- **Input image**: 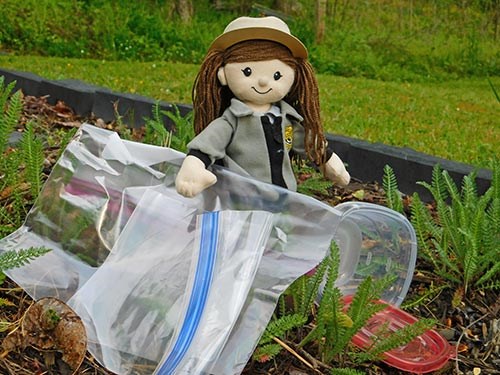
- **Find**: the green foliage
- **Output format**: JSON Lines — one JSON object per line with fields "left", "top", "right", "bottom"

{"left": 330, "top": 369, "right": 366, "bottom": 375}
{"left": 382, "top": 165, "right": 404, "bottom": 214}
{"left": 411, "top": 162, "right": 500, "bottom": 293}
{"left": 144, "top": 102, "right": 172, "bottom": 148}
{"left": 256, "top": 240, "right": 435, "bottom": 368}
{"left": 0, "top": 247, "right": 51, "bottom": 296}
{"left": 0, "top": 1, "right": 498, "bottom": 80}
{"left": 259, "top": 313, "right": 308, "bottom": 346}
{"left": 488, "top": 76, "right": 500, "bottom": 103}
{"left": 0, "top": 247, "right": 51, "bottom": 271}
{"left": 295, "top": 162, "right": 333, "bottom": 197}
{"left": 0, "top": 77, "right": 47, "bottom": 237}
{"left": 1, "top": 55, "right": 497, "bottom": 170}
{"left": 20, "top": 122, "right": 45, "bottom": 198}
{"left": 144, "top": 103, "right": 194, "bottom": 152}
{"left": 0, "top": 77, "right": 22, "bottom": 153}
{"left": 252, "top": 343, "right": 282, "bottom": 363}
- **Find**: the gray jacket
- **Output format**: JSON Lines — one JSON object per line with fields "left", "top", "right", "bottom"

{"left": 187, "top": 98, "right": 306, "bottom": 191}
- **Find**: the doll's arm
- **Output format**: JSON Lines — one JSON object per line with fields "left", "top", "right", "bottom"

{"left": 175, "top": 155, "right": 217, "bottom": 197}
{"left": 321, "top": 152, "right": 350, "bottom": 187}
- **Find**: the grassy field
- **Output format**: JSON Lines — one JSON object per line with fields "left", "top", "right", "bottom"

{"left": 1, "top": 54, "right": 498, "bottom": 169}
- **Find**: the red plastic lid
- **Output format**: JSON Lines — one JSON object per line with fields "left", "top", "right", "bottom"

{"left": 343, "top": 295, "right": 454, "bottom": 374}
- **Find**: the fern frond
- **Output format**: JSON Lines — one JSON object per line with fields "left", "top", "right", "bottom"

{"left": 20, "top": 122, "right": 45, "bottom": 198}
{"left": 417, "top": 164, "right": 447, "bottom": 202}
{"left": 479, "top": 279, "right": 500, "bottom": 291}
{"left": 258, "top": 313, "right": 307, "bottom": 346}
{"left": 459, "top": 230, "right": 479, "bottom": 292}
{"left": 0, "top": 78, "right": 17, "bottom": 113}
{"left": 0, "top": 247, "right": 51, "bottom": 271}
{"left": 144, "top": 102, "right": 171, "bottom": 147}
{"left": 354, "top": 318, "right": 436, "bottom": 363}
{"left": 475, "top": 261, "right": 500, "bottom": 287}
{"left": 410, "top": 193, "right": 439, "bottom": 265}
{"left": 299, "top": 259, "right": 328, "bottom": 318}
{"left": 346, "top": 277, "right": 384, "bottom": 325}
{"left": 163, "top": 105, "right": 194, "bottom": 153}
{"left": 382, "top": 165, "right": 403, "bottom": 213}
{"left": 461, "top": 172, "right": 479, "bottom": 210}
{"left": 252, "top": 343, "right": 282, "bottom": 362}
{"left": 0, "top": 88, "right": 22, "bottom": 152}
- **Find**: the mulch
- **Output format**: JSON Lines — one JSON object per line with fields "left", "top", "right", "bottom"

{"left": 0, "top": 94, "right": 498, "bottom": 375}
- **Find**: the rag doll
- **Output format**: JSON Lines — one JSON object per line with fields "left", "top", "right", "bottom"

{"left": 175, "top": 16, "right": 350, "bottom": 197}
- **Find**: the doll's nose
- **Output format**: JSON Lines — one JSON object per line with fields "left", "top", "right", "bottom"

{"left": 258, "top": 77, "right": 269, "bottom": 87}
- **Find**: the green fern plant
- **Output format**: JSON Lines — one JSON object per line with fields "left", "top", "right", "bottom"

{"left": 0, "top": 247, "right": 51, "bottom": 285}
{"left": 143, "top": 102, "right": 194, "bottom": 152}
{"left": 0, "top": 247, "right": 51, "bottom": 272}
{"left": 0, "top": 77, "right": 22, "bottom": 153}
{"left": 0, "top": 79, "right": 48, "bottom": 237}
{"left": 293, "top": 160, "right": 333, "bottom": 197}
{"left": 20, "top": 122, "right": 45, "bottom": 198}
{"left": 252, "top": 313, "right": 307, "bottom": 362}
{"left": 255, "top": 241, "right": 434, "bottom": 367}
{"left": 410, "top": 161, "right": 500, "bottom": 294}
{"left": 382, "top": 164, "right": 404, "bottom": 214}
{"left": 164, "top": 105, "right": 194, "bottom": 153}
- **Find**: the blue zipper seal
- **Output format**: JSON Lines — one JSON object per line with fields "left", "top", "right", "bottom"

{"left": 156, "top": 211, "right": 219, "bottom": 375}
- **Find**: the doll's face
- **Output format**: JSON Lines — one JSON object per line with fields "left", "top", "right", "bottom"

{"left": 219, "top": 59, "right": 294, "bottom": 111}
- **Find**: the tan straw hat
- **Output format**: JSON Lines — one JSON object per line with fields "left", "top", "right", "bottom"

{"left": 208, "top": 16, "right": 308, "bottom": 58}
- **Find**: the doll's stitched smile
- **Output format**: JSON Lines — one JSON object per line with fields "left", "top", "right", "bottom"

{"left": 252, "top": 87, "right": 272, "bottom": 94}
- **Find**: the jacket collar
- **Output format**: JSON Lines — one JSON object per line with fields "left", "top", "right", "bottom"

{"left": 228, "top": 98, "right": 304, "bottom": 122}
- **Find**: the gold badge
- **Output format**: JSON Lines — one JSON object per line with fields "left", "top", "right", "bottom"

{"left": 284, "top": 125, "right": 293, "bottom": 151}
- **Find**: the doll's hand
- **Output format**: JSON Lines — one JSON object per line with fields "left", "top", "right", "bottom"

{"left": 322, "top": 153, "right": 350, "bottom": 187}
{"left": 175, "top": 155, "right": 217, "bottom": 197}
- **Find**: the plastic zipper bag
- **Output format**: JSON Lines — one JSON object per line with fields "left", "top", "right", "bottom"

{"left": 69, "top": 188, "right": 273, "bottom": 374}
{"left": 0, "top": 124, "right": 343, "bottom": 374}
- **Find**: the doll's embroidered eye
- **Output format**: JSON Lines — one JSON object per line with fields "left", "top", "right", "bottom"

{"left": 242, "top": 67, "right": 252, "bottom": 77}
{"left": 273, "top": 71, "right": 283, "bottom": 80}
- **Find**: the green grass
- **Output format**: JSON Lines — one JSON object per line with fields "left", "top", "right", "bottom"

{"left": 1, "top": 54, "right": 497, "bottom": 169}
{"left": 0, "top": 0, "right": 498, "bottom": 81}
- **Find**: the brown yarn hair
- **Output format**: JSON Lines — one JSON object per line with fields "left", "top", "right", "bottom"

{"left": 192, "top": 39, "right": 327, "bottom": 165}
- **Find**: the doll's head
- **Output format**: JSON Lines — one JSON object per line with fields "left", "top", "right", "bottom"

{"left": 192, "top": 17, "right": 326, "bottom": 164}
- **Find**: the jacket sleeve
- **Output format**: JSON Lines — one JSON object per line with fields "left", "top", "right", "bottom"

{"left": 187, "top": 117, "right": 234, "bottom": 167}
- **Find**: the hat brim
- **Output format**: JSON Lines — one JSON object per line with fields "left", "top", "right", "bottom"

{"left": 208, "top": 27, "right": 308, "bottom": 59}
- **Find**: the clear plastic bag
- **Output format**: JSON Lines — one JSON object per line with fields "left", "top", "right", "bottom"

{"left": 1, "top": 125, "right": 341, "bottom": 374}
{"left": 0, "top": 124, "right": 417, "bottom": 374}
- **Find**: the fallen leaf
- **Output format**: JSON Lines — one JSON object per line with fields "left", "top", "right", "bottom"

{"left": 352, "top": 189, "right": 365, "bottom": 200}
